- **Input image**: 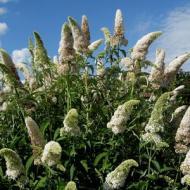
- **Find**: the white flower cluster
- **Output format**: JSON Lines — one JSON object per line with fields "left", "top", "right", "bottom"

{"left": 131, "top": 32, "right": 162, "bottom": 61}
{"left": 25, "top": 116, "right": 45, "bottom": 165}
{"left": 41, "top": 141, "right": 62, "bottom": 167}
{"left": 60, "top": 108, "right": 80, "bottom": 136}
{"left": 149, "top": 52, "right": 190, "bottom": 89}
{"left": 180, "top": 150, "right": 190, "bottom": 186}
{"left": 107, "top": 100, "right": 140, "bottom": 135}
{"left": 0, "top": 148, "right": 24, "bottom": 180}
{"left": 142, "top": 92, "right": 171, "bottom": 148}
{"left": 175, "top": 106, "right": 190, "bottom": 154}
{"left": 65, "top": 181, "right": 77, "bottom": 190}
{"left": 104, "top": 159, "right": 138, "bottom": 190}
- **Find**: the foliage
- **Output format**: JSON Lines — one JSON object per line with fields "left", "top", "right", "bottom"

{"left": 0, "top": 9, "right": 190, "bottom": 190}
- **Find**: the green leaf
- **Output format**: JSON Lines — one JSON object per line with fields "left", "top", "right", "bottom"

{"left": 40, "top": 120, "right": 50, "bottom": 135}
{"left": 25, "top": 156, "right": 34, "bottom": 175}
{"left": 80, "top": 160, "right": 89, "bottom": 172}
{"left": 34, "top": 177, "right": 47, "bottom": 190}
{"left": 70, "top": 164, "right": 75, "bottom": 180}
{"left": 93, "top": 152, "right": 108, "bottom": 166}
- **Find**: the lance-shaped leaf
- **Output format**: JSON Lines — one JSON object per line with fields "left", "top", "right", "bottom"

{"left": 0, "top": 48, "right": 22, "bottom": 86}
{"left": 58, "top": 22, "right": 75, "bottom": 64}
{"left": 0, "top": 148, "right": 25, "bottom": 180}
{"left": 107, "top": 100, "right": 140, "bottom": 134}
{"left": 81, "top": 15, "right": 90, "bottom": 48}
{"left": 88, "top": 39, "right": 103, "bottom": 52}
{"left": 68, "top": 17, "right": 86, "bottom": 53}
{"left": 60, "top": 108, "right": 80, "bottom": 136}
{"left": 65, "top": 181, "right": 77, "bottom": 190}
{"left": 25, "top": 117, "right": 45, "bottom": 165}
{"left": 104, "top": 159, "right": 138, "bottom": 190}
{"left": 41, "top": 141, "right": 62, "bottom": 167}
{"left": 131, "top": 31, "right": 162, "bottom": 61}
{"left": 33, "top": 32, "right": 50, "bottom": 69}
{"left": 149, "top": 48, "right": 165, "bottom": 86}
{"left": 175, "top": 106, "right": 190, "bottom": 154}
{"left": 163, "top": 53, "right": 190, "bottom": 87}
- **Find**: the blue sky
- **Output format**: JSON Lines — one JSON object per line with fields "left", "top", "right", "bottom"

{"left": 1, "top": 0, "right": 190, "bottom": 69}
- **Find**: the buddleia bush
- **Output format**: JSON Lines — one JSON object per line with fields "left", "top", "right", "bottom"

{"left": 0, "top": 9, "right": 190, "bottom": 190}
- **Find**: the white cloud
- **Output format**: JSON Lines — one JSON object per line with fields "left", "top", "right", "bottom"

{"left": 0, "top": 0, "right": 10, "bottom": 3}
{"left": 148, "top": 4, "right": 190, "bottom": 70}
{"left": 12, "top": 48, "right": 31, "bottom": 64}
{"left": 0, "top": 22, "right": 8, "bottom": 35}
{"left": 0, "top": 7, "right": 7, "bottom": 15}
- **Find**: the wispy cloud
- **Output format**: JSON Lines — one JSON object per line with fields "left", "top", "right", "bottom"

{"left": 148, "top": 4, "right": 190, "bottom": 70}
{"left": 0, "top": 22, "right": 8, "bottom": 35}
{"left": 0, "top": 0, "right": 10, "bottom": 3}
{"left": 0, "top": 7, "right": 7, "bottom": 15}
{"left": 12, "top": 48, "right": 31, "bottom": 64}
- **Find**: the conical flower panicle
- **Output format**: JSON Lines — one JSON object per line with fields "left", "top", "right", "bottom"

{"left": 171, "top": 105, "right": 187, "bottom": 124}
{"left": 170, "top": 85, "right": 185, "bottom": 102}
{"left": 81, "top": 15, "right": 90, "bottom": 48}
{"left": 58, "top": 23, "right": 75, "bottom": 64}
{"left": 104, "top": 159, "right": 138, "bottom": 190}
{"left": 60, "top": 108, "right": 80, "bottom": 136}
{"left": 0, "top": 49, "right": 22, "bottom": 87}
{"left": 111, "top": 9, "right": 128, "bottom": 47}
{"left": 88, "top": 39, "right": 103, "bottom": 52}
{"left": 175, "top": 106, "right": 190, "bottom": 154}
{"left": 163, "top": 53, "right": 190, "bottom": 87}
{"left": 131, "top": 31, "right": 162, "bottom": 61}
{"left": 96, "top": 59, "right": 105, "bottom": 77}
{"left": 33, "top": 32, "right": 50, "bottom": 69}
{"left": 15, "top": 63, "right": 31, "bottom": 81}
{"left": 25, "top": 117, "right": 45, "bottom": 165}
{"left": 145, "top": 92, "right": 172, "bottom": 133}
{"left": 68, "top": 17, "right": 86, "bottom": 53}
{"left": 65, "top": 181, "right": 77, "bottom": 190}
{"left": 107, "top": 100, "right": 140, "bottom": 134}
{"left": 41, "top": 141, "right": 62, "bottom": 167}
{"left": 101, "top": 27, "right": 111, "bottom": 46}
{"left": 114, "top": 9, "right": 124, "bottom": 37}
{"left": 149, "top": 48, "right": 165, "bottom": 88}
{"left": 180, "top": 150, "right": 190, "bottom": 185}
{"left": 142, "top": 132, "right": 169, "bottom": 148}
{"left": 0, "top": 148, "right": 25, "bottom": 180}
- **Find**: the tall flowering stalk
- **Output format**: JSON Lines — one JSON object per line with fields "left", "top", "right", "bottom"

{"left": 175, "top": 106, "right": 190, "bottom": 154}
{"left": 104, "top": 159, "right": 138, "bottom": 190}
{"left": 33, "top": 32, "right": 50, "bottom": 70}
{"left": 180, "top": 150, "right": 190, "bottom": 186}
{"left": 25, "top": 117, "right": 45, "bottom": 165}
{"left": 163, "top": 53, "right": 190, "bottom": 87}
{"left": 41, "top": 141, "right": 62, "bottom": 167}
{"left": 58, "top": 23, "right": 77, "bottom": 74}
{"left": 0, "top": 49, "right": 22, "bottom": 87}
{"left": 110, "top": 9, "right": 128, "bottom": 47}
{"left": 60, "top": 108, "right": 80, "bottom": 136}
{"left": 142, "top": 92, "right": 173, "bottom": 148}
{"left": 81, "top": 15, "right": 90, "bottom": 48}
{"left": 107, "top": 100, "right": 140, "bottom": 134}
{"left": 149, "top": 48, "right": 165, "bottom": 88}
{"left": 131, "top": 31, "right": 162, "bottom": 61}
{"left": 65, "top": 181, "right": 77, "bottom": 190}
{"left": 0, "top": 148, "right": 25, "bottom": 180}
{"left": 101, "top": 9, "right": 128, "bottom": 47}
{"left": 68, "top": 17, "right": 86, "bottom": 53}
{"left": 149, "top": 52, "right": 190, "bottom": 89}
